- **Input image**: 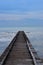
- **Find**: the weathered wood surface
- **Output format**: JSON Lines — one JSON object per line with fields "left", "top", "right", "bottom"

{"left": 0, "top": 31, "right": 43, "bottom": 65}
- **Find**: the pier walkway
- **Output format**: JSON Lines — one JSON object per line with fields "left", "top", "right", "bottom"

{"left": 0, "top": 31, "right": 43, "bottom": 65}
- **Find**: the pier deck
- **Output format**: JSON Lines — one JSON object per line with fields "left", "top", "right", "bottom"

{"left": 0, "top": 31, "right": 43, "bottom": 65}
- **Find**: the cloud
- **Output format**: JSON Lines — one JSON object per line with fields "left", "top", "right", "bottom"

{"left": 0, "top": 11, "right": 43, "bottom": 20}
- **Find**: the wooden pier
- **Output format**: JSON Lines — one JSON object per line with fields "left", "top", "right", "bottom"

{"left": 0, "top": 31, "right": 43, "bottom": 65}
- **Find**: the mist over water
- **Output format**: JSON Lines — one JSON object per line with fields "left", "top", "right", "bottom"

{"left": 0, "top": 27, "right": 43, "bottom": 59}
{"left": 0, "top": 32, "right": 16, "bottom": 55}
{"left": 26, "top": 31, "right": 43, "bottom": 59}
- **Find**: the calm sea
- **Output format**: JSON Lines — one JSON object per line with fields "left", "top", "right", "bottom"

{"left": 0, "top": 27, "right": 43, "bottom": 59}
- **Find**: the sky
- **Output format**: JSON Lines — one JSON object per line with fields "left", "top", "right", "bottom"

{"left": 0, "top": 0, "right": 43, "bottom": 27}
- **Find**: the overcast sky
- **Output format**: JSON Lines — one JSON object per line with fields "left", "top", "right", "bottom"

{"left": 0, "top": 0, "right": 43, "bottom": 27}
